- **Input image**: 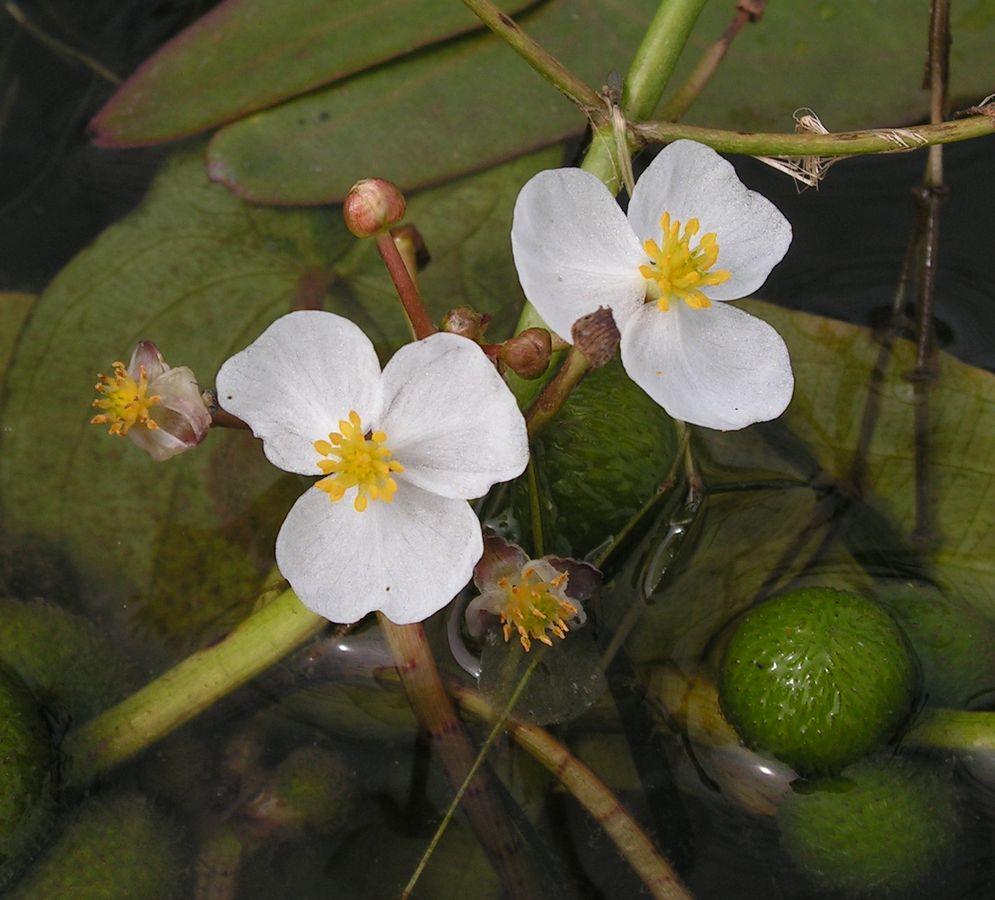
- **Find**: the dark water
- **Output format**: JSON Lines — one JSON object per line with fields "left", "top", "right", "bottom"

{"left": 2, "top": 2, "right": 994, "bottom": 899}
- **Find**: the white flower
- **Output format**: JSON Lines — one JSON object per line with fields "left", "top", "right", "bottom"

{"left": 216, "top": 311, "right": 529, "bottom": 625}
{"left": 91, "top": 341, "right": 211, "bottom": 460}
{"left": 511, "top": 140, "right": 794, "bottom": 431}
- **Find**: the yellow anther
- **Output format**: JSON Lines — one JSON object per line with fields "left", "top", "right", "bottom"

{"left": 91, "top": 361, "right": 161, "bottom": 436}
{"left": 314, "top": 410, "right": 404, "bottom": 512}
{"left": 639, "top": 211, "right": 730, "bottom": 312}
{"left": 497, "top": 566, "right": 576, "bottom": 652}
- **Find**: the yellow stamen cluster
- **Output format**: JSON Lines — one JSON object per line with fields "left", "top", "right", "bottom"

{"left": 498, "top": 565, "right": 577, "bottom": 652}
{"left": 91, "top": 361, "right": 160, "bottom": 435}
{"left": 314, "top": 410, "right": 404, "bottom": 512}
{"left": 639, "top": 212, "right": 731, "bottom": 312}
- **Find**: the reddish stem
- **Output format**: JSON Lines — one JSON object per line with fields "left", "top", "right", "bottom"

{"left": 375, "top": 232, "right": 437, "bottom": 340}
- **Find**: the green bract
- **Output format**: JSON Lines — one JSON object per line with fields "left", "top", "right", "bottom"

{"left": 719, "top": 588, "right": 917, "bottom": 774}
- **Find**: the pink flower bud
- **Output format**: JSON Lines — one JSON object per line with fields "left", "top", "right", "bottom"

{"left": 342, "top": 178, "right": 406, "bottom": 237}
{"left": 500, "top": 327, "right": 552, "bottom": 379}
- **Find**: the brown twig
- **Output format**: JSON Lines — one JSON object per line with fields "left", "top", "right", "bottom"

{"left": 908, "top": 0, "right": 950, "bottom": 547}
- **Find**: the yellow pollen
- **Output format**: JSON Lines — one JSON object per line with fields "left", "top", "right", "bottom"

{"left": 638, "top": 211, "right": 731, "bottom": 312}
{"left": 314, "top": 410, "right": 404, "bottom": 512}
{"left": 91, "top": 361, "right": 161, "bottom": 436}
{"left": 497, "top": 566, "right": 577, "bottom": 653}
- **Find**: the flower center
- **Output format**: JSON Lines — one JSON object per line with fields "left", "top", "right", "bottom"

{"left": 638, "top": 212, "right": 731, "bottom": 312}
{"left": 91, "top": 362, "right": 161, "bottom": 435}
{"left": 497, "top": 564, "right": 578, "bottom": 652}
{"left": 314, "top": 410, "right": 405, "bottom": 513}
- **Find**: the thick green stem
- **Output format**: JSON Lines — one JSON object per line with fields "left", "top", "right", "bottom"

{"left": 634, "top": 114, "right": 993, "bottom": 159}
{"left": 63, "top": 589, "right": 326, "bottom": 786}
{"left": 583, "top": 0, "right": 709, "bottom": 190}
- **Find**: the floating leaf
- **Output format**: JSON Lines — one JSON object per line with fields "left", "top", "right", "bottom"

{"left": 92, "top": 0, "right": 537, "bottom": 146}
{"left": 206, "top": 0, "right": 661, "bottom": 203}
{"left": 0, "top": 293, "right": 34, "bottom": 390}
{"left": 207, "top": 0, "right": 995, "bottom": 203}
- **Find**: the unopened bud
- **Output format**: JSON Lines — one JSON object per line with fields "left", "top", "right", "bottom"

{"left": 342, "top": 178, "right": 406, "bottom": 237}
{"left": 441, "top": 306, "right": 490, "bottom": 342}
{"left": 500, "top": 327, "right": 552, "bottom": 379}
{"left": 571, "top": 307, "right": 619, "bottom": 369}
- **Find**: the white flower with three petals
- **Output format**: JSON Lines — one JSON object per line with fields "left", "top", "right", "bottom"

{"left": 511, "top": 139, "right": 794, "bottom": 431}
{"left": 217, "top": 311, "right": 529, "bottom": 625}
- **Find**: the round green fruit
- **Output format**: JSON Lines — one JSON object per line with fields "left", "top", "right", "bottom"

{"left": 0, "top": 664, "right": 55, "bottom": 889}
{"left": 779, "top": 758, "right": 959, "bottom": 896}
{"left": 516, "top": 360, "right": 677, "bottom": 556}
{"left": 877, "top": 581, "right": 995, "bottom": 708}
{"left": 10, "top": 795, "right": 184, "bottom": 899}
{"left": 719, "top": 588, "right": 917, "bottom": 774}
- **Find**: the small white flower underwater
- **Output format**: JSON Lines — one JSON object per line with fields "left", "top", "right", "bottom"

{"left": 216, "top": 311, "right": 529, "bottom": 625}
{"left": 511, "top": 139, "right": 794, "bottom": 431}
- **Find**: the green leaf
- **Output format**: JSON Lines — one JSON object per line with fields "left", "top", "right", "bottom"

{"left": 0, "top": 143, "right": 551, "bottom": 643}
{"left": 672, "top": 1, "right": 995, "bottom": 133}
{"left": 207, "top": 0, "right": 995, "bottom": 203}
{"left": 749, "top": 301, "right": 995, "bottom": 619}
{"left": 91, "top": 0, "right": 537, "bottom": 146}
{"left": 206, "top": 0, "right": 661, "bottom": 203}
{"left": 0, "top": 293, "right": 35, "bottom": 392}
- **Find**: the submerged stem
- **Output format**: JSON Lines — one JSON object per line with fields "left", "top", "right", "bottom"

{"left": 378, "top": 615, "right": 545, "bottom": 899}
{"left": 450, "top": 679, "right": 693, "bottom": 900}
{"left": 63, "top": 588, "right": 326, "bottom": 786}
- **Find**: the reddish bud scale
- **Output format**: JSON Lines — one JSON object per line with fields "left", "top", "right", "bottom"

{"left": 342, "top": 179, "right": 406, "bottom": 237}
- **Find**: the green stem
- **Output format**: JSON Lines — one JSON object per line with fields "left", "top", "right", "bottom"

{"left": 460, "top": 0, "right": 603, "bottom": 111}
{"left": 583, "top": 0, "right": 709, "bottom": 191}
{"left": 63, "top": 588, "right": 326, "bottom": 786}
{"left": 905, "top": 708, "right": 995, "bottom": 752}
{"left": 633, "top": 114, "right": 994, "bottom": 159}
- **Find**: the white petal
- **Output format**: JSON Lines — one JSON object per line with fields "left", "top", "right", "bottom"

{"left": 620, "top": 301, "right": 794, "bottom": 431}
{"left": 128, "top": 341, "right": 169, "bottom": 381}
{"left": 275, "top": 482, "right": 483, "bottom": 625}
{"left": 216, "top": 311, "right": 383, "bottom": 474}
{"left": 627, "top": 141, "right": 792, "bottom": 301}
{"left": 511, "top": 168, "right": 647, "bottom": 341}
{"left": 378, "top": 333, "right": 528, "bottom": 499}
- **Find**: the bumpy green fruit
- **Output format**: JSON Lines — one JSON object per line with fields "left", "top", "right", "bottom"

{"left": 0, "top": 598, "right": 136, "bottom": 723}
{"left": 10, "top": 795, "right": 184, "bottom": 899}
{"left": 779, "top": 758, "right": 959, "bottom": 896}
{"left": 719, "top": 588, "right": 917, "bottom": 774}
{"left": 0, "top": 665, "right": 55, "bottom": 889}
{"left": 518, "top": 360, "right": 677, "bottom": 555}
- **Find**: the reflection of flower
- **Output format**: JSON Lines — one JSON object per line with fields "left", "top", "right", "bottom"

{"left": 511, "top": 140, "right": 794, "bottom": 431}
{"left": 91, "top": 341, "right": 211, "bottom": 460}
{"left": 216, "top": 311, "right": 529, "bottom": 625}
{"left": 466, "top": 534, "right": 598, "bottom": 651}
